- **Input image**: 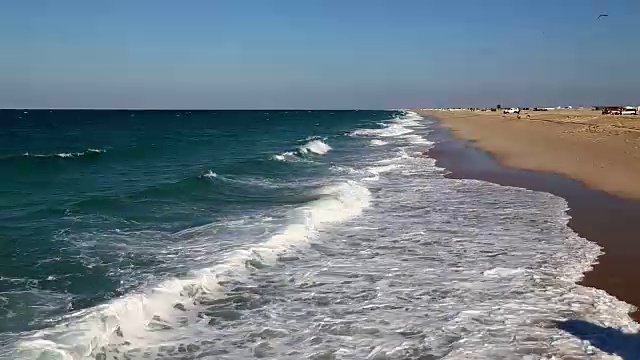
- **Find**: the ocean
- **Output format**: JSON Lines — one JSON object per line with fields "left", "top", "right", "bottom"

{"left": 0, "top": 109, "right": 637, "bottom": 359}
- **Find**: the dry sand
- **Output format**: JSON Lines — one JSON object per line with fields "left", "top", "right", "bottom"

{"left": 419, "top": 109, "right": 640, "bottom": 200}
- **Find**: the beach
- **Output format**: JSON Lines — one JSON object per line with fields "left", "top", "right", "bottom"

{"left": 5, "top": 109, "right": 639, "bottom": 359}
{"left": 423, "top": 109, "right": 640, "bottom": 200}
{"left": 420, "top": 108, "right": 640, "bottom": 322}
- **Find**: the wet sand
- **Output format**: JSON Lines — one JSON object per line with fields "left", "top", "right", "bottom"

{"left": 423, "top": 113, "right": 640, "bottom": 322}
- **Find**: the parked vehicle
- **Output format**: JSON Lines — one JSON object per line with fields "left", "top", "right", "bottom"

{"left": 503, "top": 107, "right": 520, "bottom": 114}
{"left": 600, "top": 106, "right": 638, "bottom": 115}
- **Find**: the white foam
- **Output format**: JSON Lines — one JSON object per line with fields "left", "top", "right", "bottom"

{"left": 19, "top": 149, "right": 107, "bottom": 159}
{"left": 362, "top": 164, "right": 401, "bottom": 181}
{"left": 202, "top": 170, "right": 217, "bottom": 178}
{"left": 401, "top": 134, "right": 432, "bottom": 145}
{"left": 14, "top": 109, "right": 640, "bottom": 359}
{"left": 370, "top": 139, "right": 388, "bottom": 146}
{"left": 367, "top": 164, "right": 399, "bottom": 175}
{"left": 352, "top": 124, "right": 413, "bottom": 138}
{"left": 394, "top": 111, "right": 424, "bottom": 126}
{"left": 375, "top": 148, "right": 412, "bottom": 165}
{"left": 483, "top": 267, "right": 525, "bottom": 278}
{"left": 352, "top": 112, "right": 424, "bottom": 140}
{"left": 15, "top": 181, "right": 371, "bottom": 359}
{"left": 316, "top": 110, "right": 640, "bottom": 358}
{"left": 271, "top": 138, "right": 332, "bottom": 161}
{"left": 298, "top": 139, "right": 332, "bottom": 155}
{"left": 329, "top": 165, "right": 362, "bottom": 175}
{"left": 271, "top": 151, "right": 296, "bottom": 161}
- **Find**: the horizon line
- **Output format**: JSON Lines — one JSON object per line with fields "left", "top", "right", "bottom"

{"left": 0, "top": 108, "right": 401, "bottom": 111}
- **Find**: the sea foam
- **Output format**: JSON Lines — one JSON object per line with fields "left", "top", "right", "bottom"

{"left": 272, "top": 138, "right": 332, "bottom": 161}
{"left": 370, "top": 139, "right": 388, "bottom": 146}
{"left": 12, "top": 110, "right": 639, "bottom": 359}
{"left": 202, "top": 170, "right": 217, "bottom": 178}
{"left": 15, "top": 181, "right": 371, "bottom": 359}
{"left": 297, "top": 139, "right": 332, "bottom": 155}
{"left": 14, "top": 148, "right": 107, "bottom": 160}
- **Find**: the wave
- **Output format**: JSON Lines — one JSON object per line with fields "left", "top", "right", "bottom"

{"left": 351, "top": 123, "right": 413, "bottom": 138}
{"left": 271, "top": 151, "right": 297, "bottom": 162}
{"left": 199, "top": 170, "right": 286, "bottom": 190}
{"left": 272, "top": 138, "right": 332, "bottom": 162}
{"left": 400, "top": 134, "right": 432, "bottom": 145}
{"left": 201, "top": 170, "right": 217, "bottom": 179}
{"left": 298, "top": 139, "right": 332, "bottom": 155}
{"left": 70, "top": 169, "right": 316, "bottom": 219}
{"left": 15, "top": 181, "right": 371, "bottom": 359}
{"left": 370, "top": 139, "right": 388, "bottom": 146}
{"left": 362, "top": 164, "right": 401, "bottom": 182}
{"left": 72, "top": 187, "right": 276, "bottom": 223}
{"left": 351, "top": 111, "right": 424, "bottom": 140}
{"left": 394, "top": 110, "right": 424, "bottom": 126}
{"left": 1, "top": 148, "right": 107, "bottom": 161}
{"left": 28, "top": 148, "right": 106, "bottom": 159}
{"left": 375, "top": 148, "right": 412, "bottom": 165}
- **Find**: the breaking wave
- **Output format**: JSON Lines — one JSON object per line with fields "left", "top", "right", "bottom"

{"left": 272, "top": 138, "right": 332, "bottom": 161}
{"left": 298, "top": 139, "right": 332, "bottom": 155}
{"left": 351, "top": 123, "right": 413, "bottom": 138}
{"left": 271, "top": 151, "right": 297, "bottom": 162}
{"left": 201, "top": 170, "right": 218, "bottom": 179}
{"left": 1, "top": 148, "right": 107, "bottom": 161}
{"left": 9, "top": 109, "right": 639, "bottom": 359}
{"left": 15, "top": 181, "right": 371, "bottom": 359}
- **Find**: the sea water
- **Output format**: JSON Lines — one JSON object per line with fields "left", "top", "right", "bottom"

{"left": 0, "top": 109, "right": 637, "bottom": 359}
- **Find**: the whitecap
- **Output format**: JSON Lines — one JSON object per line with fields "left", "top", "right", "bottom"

{"left": 271, "top": 151, "right": 296, "bottom": 162}
{"left": 202, "top": 170, "right": 217, "bottom": 178}
{"left": 370, "top": 139, "right": 388, "bottom": 146}
{"left": 351, "top": 124, "right": 413, "bottom": 138}
{"left": 271, "top": 139, "right": 332, "bottom": 161}
{"left": 15, "top": 181, "right": 372, "bottom": 359}
{"left": 16, "top": 149, "right": 108, "bottom": 159}
{"left": 298, "top": 139, "right": 332, "bottom": 155}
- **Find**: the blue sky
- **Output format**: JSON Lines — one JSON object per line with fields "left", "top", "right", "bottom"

{"left": 1, "top": 0, "right": 639, "bottom": 109}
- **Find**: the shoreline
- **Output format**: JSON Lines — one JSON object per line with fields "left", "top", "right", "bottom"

{"left": 421, "top": 110, "right": 640, "bottom": 322}
{"left": 421, "top": 109, "right": 640, "bottom": 201}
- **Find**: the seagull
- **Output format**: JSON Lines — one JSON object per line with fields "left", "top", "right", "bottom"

{"left": 598, "top": 14, "right": 608, "bottom": 19}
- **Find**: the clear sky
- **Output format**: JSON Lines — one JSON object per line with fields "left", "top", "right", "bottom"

{"left": 1, "top": 0, "right": 639, "bottom": 109}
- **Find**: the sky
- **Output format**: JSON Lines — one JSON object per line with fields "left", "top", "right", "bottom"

{"left": 1, "top": 0, "right": 639, "bottom": 109}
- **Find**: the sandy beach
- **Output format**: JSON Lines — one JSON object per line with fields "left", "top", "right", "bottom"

{"left": 420, "top": 108, "right": 640, "bottom": 321}
{"left": 421, "top": 109, "right": 640, "bottom": 200}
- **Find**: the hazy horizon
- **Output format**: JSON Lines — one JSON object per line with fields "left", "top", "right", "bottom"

{"left": 2, "top": 0, "right": 639, "bottom": 109}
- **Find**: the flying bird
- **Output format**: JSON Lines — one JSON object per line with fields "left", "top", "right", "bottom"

{"left": 598, "top": 14, "right": 608, "bottom": 19}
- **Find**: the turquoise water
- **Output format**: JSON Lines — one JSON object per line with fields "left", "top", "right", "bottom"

{"left": 0, "top": 110, "right": 393, "bottom": 350}
{"left": 1, "top": 110, "right": 636, "bottom": 359}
